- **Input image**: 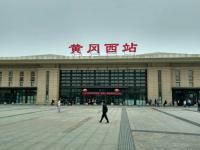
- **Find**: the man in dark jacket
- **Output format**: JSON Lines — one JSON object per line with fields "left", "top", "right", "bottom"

{"left": 99, "top": 101, "right": 109, "bottom": 123}
{"left": 163, "top": 100, "right": 167, "bottom": 107}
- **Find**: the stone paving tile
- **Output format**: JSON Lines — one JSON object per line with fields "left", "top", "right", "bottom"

{"left": 133, "top": 132, "right": 200, "bottom": 150}
{"left": 157, "top": 107, "right": 200, "bottom": 124}
{"left": 127, "top": 107, "right": 200, "bottom": 150}
{"left": 126, "top": 107, "right": 200, "bottom": 134}
{"left": 0, "top": 106, "right": 121, "bottom": 150}
{"left": 0, "top": 106, "right": 200, "bottom": 150}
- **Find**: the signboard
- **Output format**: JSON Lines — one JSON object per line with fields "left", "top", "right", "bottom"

{"left": 68, "top": 42, "right": 138, "bottom": 55}
{"left": 82, "top": 92, "right": 122, "bottom": 96}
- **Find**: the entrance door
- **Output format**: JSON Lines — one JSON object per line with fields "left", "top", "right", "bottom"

{"left": 82, "top": 88, "right": 123, "bottom": 105}
{"left": 172, "top": 88, "right": 200, "bottom": 106}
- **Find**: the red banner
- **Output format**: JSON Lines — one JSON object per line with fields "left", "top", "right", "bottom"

{"left": 82, "top": 92, "right": 122, "bottom": 96}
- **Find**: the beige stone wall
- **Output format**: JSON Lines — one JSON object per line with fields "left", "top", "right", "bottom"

{"left": 0, "top": 69, "right": 38, "bottom": 87}
{"left": 147, "top": 67, "right": 158, "bottom": 101}
{"left": 28, "top": 70, "right": 38, "bottom": 87}
{"left": 36, "top": 68, "right": 59, "bottom": 104}
{"left": 148, "top": 67, "right": 172, "bottom": 105}
{"left": 171, "top": 69, "right": 176, "bottom": 87}
{"left": 12, "top": 70, "right": 18, "bottom": 87}
{"left": 181, "top": 69, "right": 188, "bottom": 87}
{"left": 0, "top": 68, "right": 59, "bottom": 104}
{"left": 48, "top": 68, "right": 60, "bottom": 103}
{"left": 1, "top": 70, "right": 8, "bottom": 87}
{"left": 171, "top": 67, "right": 200, "bottom": 88}
{"left": 0, "top": 70, "right": 18, "bottom": 87}
{"left": 36, "top": 69, "right": 46, "bottom": 104}
{"left": 162, "top": 68, "right": 172, "bottom": 104}
{"left": 23, "top": 70, "right": 30, "bottom": 87}
{"left": 194, "top": 69, "right": 200, "bottom": 87}
{"left": 1, "top": 62, "right": 200, "bottom": 105}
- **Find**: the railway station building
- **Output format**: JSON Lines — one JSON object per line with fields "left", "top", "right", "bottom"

{"left": 0, "top": 52, "right": 200, "bottom": 106}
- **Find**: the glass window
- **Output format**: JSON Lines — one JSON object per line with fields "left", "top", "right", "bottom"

{"left": 30, "top": 71, "right": 36, "bottom": 86}
{"left": 158, "top": 70, "right": 162, "bottom": 100}
{"left": 19, "top": 71, "right": 24, "bottom": 87}
{"left": 188, "top": 70, "right": 193, "bottom": 87}
{"left": 189, "top": 82, "right": 193, "bottom": 87}
{"left": 8, "top": 71, "right": 13, "bottom": 87}
{"left": 0, "top": 71, "right": 2, "bottom": 86}
{"left": 59, "top": 69, "right": 147, "bottom": 104}
{"left": 175, "top": 70, "right": 181, "bottom": 87}
{"left": 45, "top": 71, "right": 50, "bottom": 103}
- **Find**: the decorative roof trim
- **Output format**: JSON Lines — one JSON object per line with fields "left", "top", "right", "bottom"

{"left": 0, "top": 52, "right": 200, "bottom": 60}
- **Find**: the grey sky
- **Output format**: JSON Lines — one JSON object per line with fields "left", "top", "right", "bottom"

{"left": 0, "top": 0, "right": 200, "bottom": 56}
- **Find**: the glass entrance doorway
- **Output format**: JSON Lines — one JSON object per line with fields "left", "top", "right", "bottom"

{"left": 0, "top": 88, "right": 37, "bottom": 104}
{"left": 59, "top": 69, "right": 147, "bottom": 105}
{"left": 85, "top": 95, "right": 122, "bottom": 105}
{"left": 172, "top": 88, "right": 200, "bottom": 106}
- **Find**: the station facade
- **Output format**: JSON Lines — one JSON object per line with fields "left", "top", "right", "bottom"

{"left": 0, "top": 53, "right": 200, "bottom": 106}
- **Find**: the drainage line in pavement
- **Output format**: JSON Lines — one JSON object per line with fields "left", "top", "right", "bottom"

{"left": 0, "top": 107, "right": 38, "bottom": 112}
{"left": 153, "top": 108, "right": 200, "bottom": 128}
{"left": 0, "top": 108, "right": 55, "bottom": 119}
{"left": 131, "top": 129, "right": 200, "bottom": 136}
{"left": 118, "top": 107, "right": 136, "bottom": 150}
{"left": 0, "top": 117, "right": 41, "bottom": 128}
{"left": 183, "top": 109, "right": 199, "bottom": 113}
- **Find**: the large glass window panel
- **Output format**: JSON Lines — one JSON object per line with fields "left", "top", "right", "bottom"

{"left": 60, "top": 69, "right": 147, "bottom": 105}
{"left": 0, "top": 72, "right": 2, "bottom": 86}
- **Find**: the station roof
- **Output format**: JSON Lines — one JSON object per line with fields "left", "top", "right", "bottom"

{"left": 0, "top": 52, "right": 200, "bottom": 60}
{"left": 0, "top": 52, "right": 200, "bottom": 65}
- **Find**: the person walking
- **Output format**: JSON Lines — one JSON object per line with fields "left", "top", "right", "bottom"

{"left": 51, "top": 99, "right": 55, "bottom": 105}
{"left": 99, "top": 101, "right": 109, "bottom": 123}
{"left": 163, "top": 100, "right": 167, "bottom": 107}
{"left": 183, "top": 100, "right": 186, "bottom": 107}
{"left": 188, "top": 99, "right": 191, "bottom": 107}
{"left": 149, "top": 99, "right": 152, "bottom": 106}
{"left": 197, "top": 100, "right": 200, "bottom": 112}
{"left": 57, "top": 99, "right": 61, "bottom": 113}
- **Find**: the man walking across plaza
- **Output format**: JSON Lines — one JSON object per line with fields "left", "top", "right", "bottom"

{"left": 99, "top": 101, "right": 109, "bottom": 123}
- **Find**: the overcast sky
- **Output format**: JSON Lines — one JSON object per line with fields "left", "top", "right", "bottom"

{"left": 0, "top": 0, "right": 200, "bottom": 56}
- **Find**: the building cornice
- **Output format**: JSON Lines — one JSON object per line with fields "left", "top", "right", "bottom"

{"left": 0, "top": 53, "right": 200, "bottom": 65}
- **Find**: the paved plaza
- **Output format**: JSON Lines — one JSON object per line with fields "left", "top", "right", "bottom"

{"left": 0, "top": 105, "right": 200, "bottom": 150}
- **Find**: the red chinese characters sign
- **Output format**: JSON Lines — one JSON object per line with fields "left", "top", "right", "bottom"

{"left": 104, "top": 44, "right": 119, "bottom": 54}
{"left": 122, "top": 43, "right": 137, "bottom": 52}
{"left": 69, "top": 42, "right": 138, "bottom": 55}
{"left": 69, "top": 44, "right": 83, "bottom": 54}
{"left": 87, "top": 44, "right": 100, "bottom": 54}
